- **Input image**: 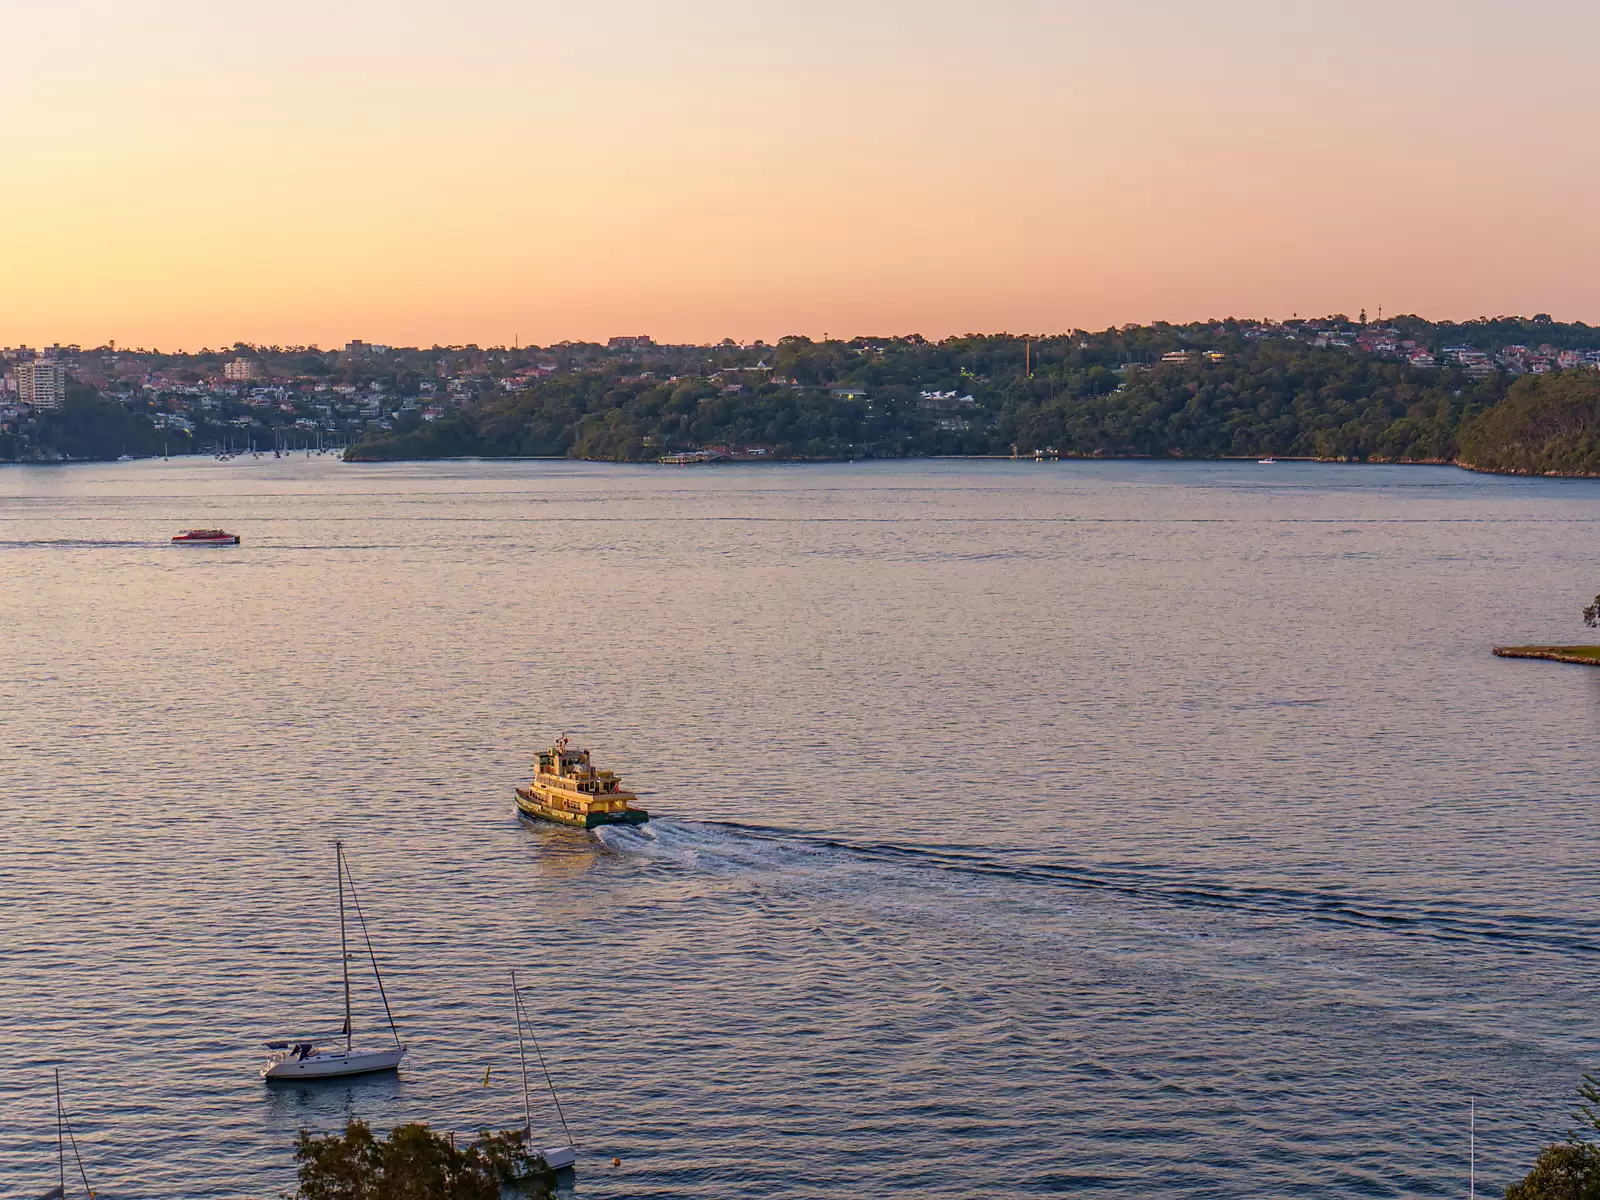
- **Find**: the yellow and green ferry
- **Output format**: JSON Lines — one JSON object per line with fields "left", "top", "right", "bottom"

{"left": 515, "top": 738, "right": 651, "bottom": 829}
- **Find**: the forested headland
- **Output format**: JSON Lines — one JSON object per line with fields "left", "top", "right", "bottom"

{"left": 342, "top": 316, "right": 1600, "bottom": 473}
{"left": 1456, "top": 371, "right": 1600, "bottom": 476}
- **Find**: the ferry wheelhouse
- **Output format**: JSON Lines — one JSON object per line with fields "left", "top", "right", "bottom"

{"left": 515, "top": 738, "right": 649, "bottom": 829}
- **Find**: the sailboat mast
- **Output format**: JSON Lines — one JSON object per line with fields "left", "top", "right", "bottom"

{"left": 1470, "top": 1098, "right": 1475, "bottom": 1200}
{"left": 337, "top": 841, "right": 352, "bottom": 1054}
{"left": 55, "top": 1068, "right": 65, "bottom": 1197}
{"left": 512, "top": 970, "right": 534, "bottom": 1139}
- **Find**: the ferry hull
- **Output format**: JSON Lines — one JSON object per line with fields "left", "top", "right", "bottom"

{"left": 515, "top": 787, "right": 649, "bottom": 829}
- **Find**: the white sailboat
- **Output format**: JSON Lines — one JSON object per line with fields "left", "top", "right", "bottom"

{"left": 512, "top": 969, "right": 577, "bottom": 1171}
{"left": 261, "top": 841, "right": 407, "bottom": 1080}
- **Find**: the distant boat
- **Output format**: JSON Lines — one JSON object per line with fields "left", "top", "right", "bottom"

{"left": 511, "top": 969, "right": 577, "bottom": 1172}
{"left": 1257, "top": 457, "right": 1277, "bottom": 464}
{"left": 260, "top": 841, "right": 407, "bottom": 1080}
{"left": 171, "top": 529, "right": 240, "bottom": 546}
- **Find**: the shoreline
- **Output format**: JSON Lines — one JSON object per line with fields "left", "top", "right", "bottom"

{"left": 1493, "top": 646, "right": 1600, "bottom": 666}
{"left": 334, "top": 453, "right": 1597, "bottom": 477}
{"left": 10, "top": 452, "right": 1600, "bottom": 480}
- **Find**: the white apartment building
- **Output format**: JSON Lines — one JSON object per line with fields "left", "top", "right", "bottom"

{"left": 17, "top": 359, "right": 66, "bottom": 409}
{"left": 223, "top": 358, "right": 261, "bottom": 381}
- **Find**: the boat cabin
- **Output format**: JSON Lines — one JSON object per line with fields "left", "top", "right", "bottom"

{"left": 536, "top": 742, "right": 629, "bottom": 797}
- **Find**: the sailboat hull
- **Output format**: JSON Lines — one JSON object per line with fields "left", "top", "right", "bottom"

{"left": 261, "top": 1046, "right": 406, "bottom": 1080}
{"left": 541, "top": 1146, "right": 577, "bottom": 1171}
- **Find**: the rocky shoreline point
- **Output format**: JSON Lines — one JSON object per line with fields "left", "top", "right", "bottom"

{"left": 1493, "top": 646, "right": 1600, "bottom": 666}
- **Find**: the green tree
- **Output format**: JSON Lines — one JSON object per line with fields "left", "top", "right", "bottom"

{"left": 291, "top": 1119, "right": 551, "bottom": 1200}
{"left": 35, "top": 385, "right": 164, "bottom": 460}
{"left": 1505, "top": 1142, "right": 1600, "bottom": 1200}
{"left": 1457, "top": 372, "right": 1600, "bottom": 476}
{"left": 1504, "top": 1076, "right": 1600, "bottom": 1199}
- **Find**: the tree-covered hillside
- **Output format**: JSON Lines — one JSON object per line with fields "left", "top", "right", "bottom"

{"left": 1457, "top": 372, "right": 1600, "bottom": 475}
{"left": 346, "top": 332, "right": 1512, "bottom": 464}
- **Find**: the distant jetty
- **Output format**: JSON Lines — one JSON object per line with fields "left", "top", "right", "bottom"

{"left": 1493, "top": 645, "right": 1600, "bottom": 666}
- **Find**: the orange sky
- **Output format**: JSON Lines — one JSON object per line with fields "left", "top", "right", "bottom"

{"left": 3, "top": 0, "right": 1598, "bottom": 349}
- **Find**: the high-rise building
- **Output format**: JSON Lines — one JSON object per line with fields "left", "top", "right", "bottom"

{"left": 17, "top": 359, "right": 66, "bottom": 410}
{"left": 223, "top": 358, "right": 261, "bottom": 381}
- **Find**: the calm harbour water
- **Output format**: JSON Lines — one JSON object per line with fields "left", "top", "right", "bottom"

{"left": 4, "top": 456, "right": 1600, "bottom": 1198}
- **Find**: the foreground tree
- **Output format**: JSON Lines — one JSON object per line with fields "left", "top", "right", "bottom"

{"left": 1505, "top": 1142, "right": 1600, "bottom": 1200}
{"left": 1506, "top": 1076, "right": 1600, "bottom": 1199}
{"left": 292, "top": 1119, "right": 551, "bottom": 1200}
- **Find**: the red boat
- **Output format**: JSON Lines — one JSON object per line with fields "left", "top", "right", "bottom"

{"left": 171, "top": 529, "right": 241, "bottom": 546}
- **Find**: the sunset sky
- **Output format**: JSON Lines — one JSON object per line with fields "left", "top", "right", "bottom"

{"left": 4, "top": 0, "right": 1598, "bottom": 349}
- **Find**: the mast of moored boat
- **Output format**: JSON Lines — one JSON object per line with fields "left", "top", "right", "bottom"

{"left": 337, "top": 841, "right": 352, "bottom": 1055}
{"left": 512, "top": 969, "right": 574, "bottom": 1150}
{"left": 512, "top": 970, "right": 534, "bottom": 1141}
{"left": 51, "top": 1068, "right": 93, "bottom": 1199}
{"left": 55, "top": 1068, "right": 66, "bottom": 1199}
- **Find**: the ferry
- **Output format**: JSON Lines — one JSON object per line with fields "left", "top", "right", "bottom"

{"left": 515, "top": 738, "right": 650, "bottom": 829}
{"left": 172, "top": 528, "right": 241, "bottom": 545}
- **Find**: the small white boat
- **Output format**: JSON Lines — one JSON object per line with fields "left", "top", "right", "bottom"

{"left": 1257, "top": 457, "right": 1277, "bottom": 464}
{"left": 511, "top": 968, "right": 578, "bottom": 1172}
{"left": 261, "top": 841, "right": 407, "bottom": 1081}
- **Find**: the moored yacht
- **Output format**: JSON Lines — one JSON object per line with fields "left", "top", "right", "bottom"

{"left": 511, "top": 969, "right": 578, "bottom": 1172}
{"left": 260, "top": 841, "right": 407, "bottom": 1080}
{"left": 40, "top": 1068, "right": 97, "bottom": 1199}
{"left": 261, "top": 1042, "right": 406, "bottom": 1079}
